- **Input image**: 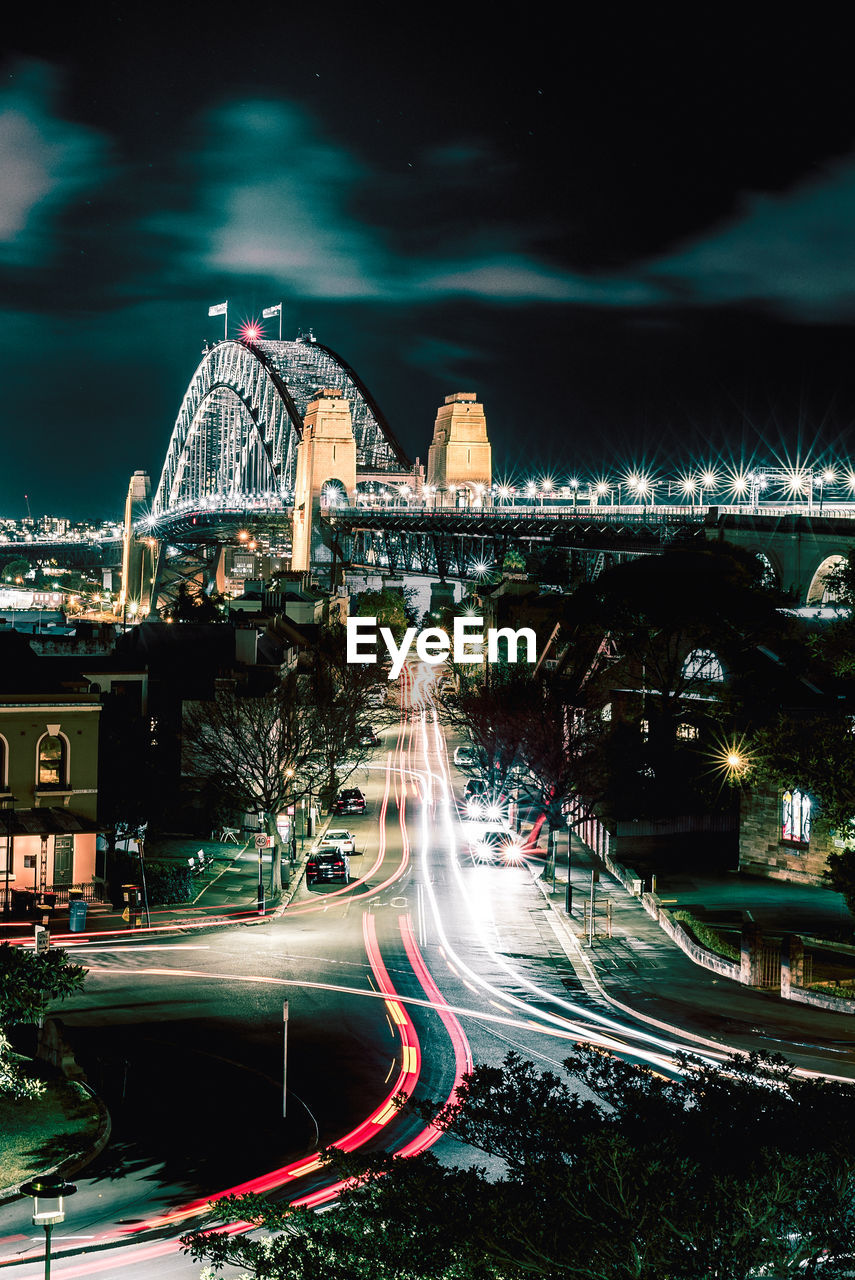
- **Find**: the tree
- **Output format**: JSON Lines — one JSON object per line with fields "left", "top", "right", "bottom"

{"left": 439, "top": 647, "right": 611, "bottom": 834}
{"left": 304, "top": 624, "right": 387, "bottom": 805}
{"left": 183, "top": 647, "right": 379, "bottom": 894}
{"left": 182, "top": 1047, "right": 855, "bottom": 1278}
{"left": 159, "top": 581, "right": 226, "bottom": 622}
{"left": 0, "top": 944, "right": 86, "bottom": 1099}
{"left": 0, "top": 557, "right": 30, "bottom": 584}
{"left": 183, "top": 677, "right": 321, "bottom": 896}
{"left": 351, "top": 588, "right": 416, "bottom": 642}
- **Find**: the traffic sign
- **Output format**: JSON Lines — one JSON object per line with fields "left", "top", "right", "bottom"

{"left": 255, "top": 834, "right": 272, "bottom": 848}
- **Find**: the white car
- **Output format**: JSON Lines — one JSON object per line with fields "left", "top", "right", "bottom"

{"left": 321, "top": 828, "right": 357, "bottom": 855}
{"left": 454, "top": 744, "right": 478, "bottom": 768}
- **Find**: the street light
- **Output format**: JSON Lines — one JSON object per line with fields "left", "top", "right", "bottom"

{"left": 21, "top": 1176, "right": 77, "bottom": 1280}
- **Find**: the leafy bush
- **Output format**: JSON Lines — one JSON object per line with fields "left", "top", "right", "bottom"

{"left": 673, "top": 909, "right": 740, "bottom": 961}
{"left": 110, "top": 854, "right": 193, "bottom": 905}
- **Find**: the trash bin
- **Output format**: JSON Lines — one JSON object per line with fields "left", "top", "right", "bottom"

{"left": 10, "top": 889, "right": 35, "bottom": 920}
{"left": 69, "top": 898, "right": 88, "bottom": 932}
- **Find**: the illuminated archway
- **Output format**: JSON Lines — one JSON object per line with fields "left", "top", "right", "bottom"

{"left": 806, "top": 554, "right": 847, "bottom": 604}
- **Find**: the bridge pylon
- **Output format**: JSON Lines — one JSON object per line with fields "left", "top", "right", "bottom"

{"left": 427, "top": 392, "right": 491, "bottom": 504}
{"left": 291, "top": 387, "right": 357, "bottom": 579}
{"left": 120, "top": 471, "right": 156, "bottom": 618}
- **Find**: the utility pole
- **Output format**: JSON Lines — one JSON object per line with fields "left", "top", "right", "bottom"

{"left": 588, "top": 868, "right": 599, "bottom": 946}
{"left": 282, "top": 1000, "right": 289, "bottom": 1117}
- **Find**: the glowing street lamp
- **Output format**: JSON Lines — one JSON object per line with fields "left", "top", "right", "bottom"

{"left": 22, "top": 1177, "right": 77, "bottom": 1280}
{"left": 680, "top": 476, "right": 698, "bottom": 506}
{"left": 816, "top": 468, "right": 836, "bottom": 514}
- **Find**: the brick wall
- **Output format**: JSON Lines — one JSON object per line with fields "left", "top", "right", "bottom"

{"left": 739, "top": 784, "right": 834, "bottom": 884}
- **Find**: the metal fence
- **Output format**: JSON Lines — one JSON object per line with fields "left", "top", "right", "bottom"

{"left": 0, "top": 881, "right": 105, "bottom": 912}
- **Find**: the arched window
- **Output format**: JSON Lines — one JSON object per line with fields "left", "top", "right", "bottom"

{"left": 0, "top": 734, "right": 7, "bottom": 791}
{"left": 782, "top": 788, "right": 811, "bottom": 845}
{"left": 37, "top": 734, "right": 68, "bottom": 789}
{"left": 682, "top": 649, "right": 724, "bottom": 682}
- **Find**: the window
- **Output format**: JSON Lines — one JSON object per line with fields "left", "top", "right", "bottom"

{"left": 677, "top": 722, "right": 699, "bottom": 741}
{"left": 601, "top": 702, "right": 612, "bottom": 722}
{"left": 682, "top": 649, "right": 724, "bottom": 682}
{"left": 782, "top": 788, "right": 811, "bottom": 845}
{"left": 0, "top": 734, "right": 7, "bottom": 791}
{"left": 38, "top": 734, "right": 68, "bottom": 788}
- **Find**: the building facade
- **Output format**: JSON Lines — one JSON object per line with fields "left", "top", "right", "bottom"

{"left": 0, "top": 693, "right": 101, "bottom": 906}
{"left": 738, "top": 783, "right": 836, "bottom": 884}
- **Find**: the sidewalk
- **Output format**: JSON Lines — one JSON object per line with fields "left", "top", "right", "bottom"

{"left": 527, "top": 832, "right": 855, "bottom": 1075}
{"left": 0, "top": 837, "right": 310, "bottom": 943}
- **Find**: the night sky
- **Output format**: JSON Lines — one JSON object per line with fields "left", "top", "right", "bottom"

{"left": 3, "top": 10, "right": 855, "bottom": 518}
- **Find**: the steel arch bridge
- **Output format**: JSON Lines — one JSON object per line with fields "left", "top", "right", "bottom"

{"left": 150, "top": 335, "right": 411, "bottom": 523}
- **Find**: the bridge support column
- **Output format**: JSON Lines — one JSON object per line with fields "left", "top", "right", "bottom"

{"left": 426, "top": 392, "right": 491, "bottom": 505}
{"left": 120, "top": 471, "right": 154, "bottom": 617}
{"left": 291, "top": 387, "right": 357, "bottom": 580}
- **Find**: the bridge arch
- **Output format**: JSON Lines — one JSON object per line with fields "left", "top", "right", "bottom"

{"left": 151, "top": 336, "right": 411, "bottom": 520}
{"left": 152, "top": 340, "right": 302, "bottom": 516}
{"left": 753, "top": 550, "right": 779, "bottom": 589}
{"left": 806, "top": 554, "right": 847, "bottom": 604}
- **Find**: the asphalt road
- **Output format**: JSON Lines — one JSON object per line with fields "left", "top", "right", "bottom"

{"left": 2, "top": 667, "right": 850, "bottom": 1277}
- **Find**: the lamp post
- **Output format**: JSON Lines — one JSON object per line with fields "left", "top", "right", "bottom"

{"left": 21, "top": 1177, "right": 77, "bottom": 1280}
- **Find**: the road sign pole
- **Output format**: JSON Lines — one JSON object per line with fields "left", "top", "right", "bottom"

{"left": 283, "top": 1000, "right": 289, "bottom": 1118}
{"left": 254, "top": 833, "right": 268, "bottom": 915}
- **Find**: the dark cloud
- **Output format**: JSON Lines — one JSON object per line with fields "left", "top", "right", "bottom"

{"left": 2, "top": 15, "right": 855, "bottom": 517}
{"left": 0, "top": 60, "right": 112, "bottom": 265}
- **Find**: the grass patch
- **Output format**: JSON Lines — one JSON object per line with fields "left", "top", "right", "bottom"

{"left": 673, "top": 909, "right": 740, "bottom": 962}
{"left": 0, "top": 1060, "right": 100, "bottom": 1187}
{"left": 807, "top": 979, "right": 855, "bottom": 1002}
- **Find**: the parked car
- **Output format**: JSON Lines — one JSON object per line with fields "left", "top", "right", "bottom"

{"left": 321, "top": 828, "right": 357, "bottom": 855}
{"left": 360, "top": 727, "right": 380, "bottom": 747}
{"left": 454, "top": 744, "right": 478, "bottom": 768}
{"left": 332, "top": 788, "right": 366, "bottom": 815}
{"left": 306, "top": 848, "right": 350, "bottom": 884}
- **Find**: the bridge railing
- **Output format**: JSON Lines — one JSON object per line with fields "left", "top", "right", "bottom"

{"left": 331, "top": 501, "right": 855, "bottom": 520}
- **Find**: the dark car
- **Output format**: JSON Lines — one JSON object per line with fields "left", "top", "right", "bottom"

{"left": 306, "top": 848, "right": 350, "bottom": 885}
{"left": 360, "top": 727, "right": 380, "bottom": 747}
{"left": 469, "top": 828, "right": 517, "bottom": 863}
{"left": 332, "top": 788, "right": 366, "bottom": 815}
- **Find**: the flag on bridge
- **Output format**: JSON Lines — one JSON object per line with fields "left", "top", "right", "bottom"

{"left": 208, "top": 302, "right": 228, "bottom": 316}
{"left": 263, "top": 302, "right": 283, "bottom": 337}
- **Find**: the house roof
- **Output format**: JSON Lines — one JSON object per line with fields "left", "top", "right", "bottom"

{"left": 5, "top": 806, "right": 104, "bottom": 836}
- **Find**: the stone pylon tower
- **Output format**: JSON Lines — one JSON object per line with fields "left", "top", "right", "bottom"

{"left": 120, "top": 470, "right": 154, "bottom": 616}
{"left": 426, "top": 392, "right": 491, "bottom": 504}
{"left": 291, "top": 387, "right": 357, "bottom": 574}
